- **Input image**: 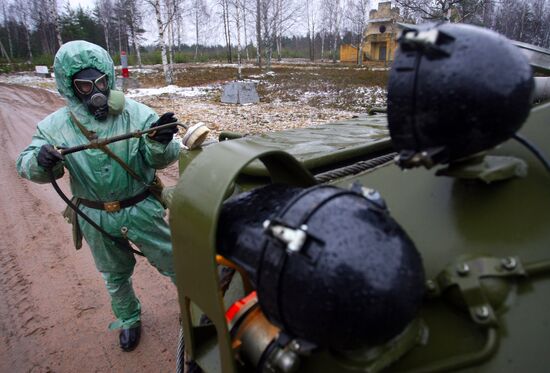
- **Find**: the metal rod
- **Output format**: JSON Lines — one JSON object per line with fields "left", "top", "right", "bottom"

{"left": 59, "top": 122, "right": 188, "bottom": 156}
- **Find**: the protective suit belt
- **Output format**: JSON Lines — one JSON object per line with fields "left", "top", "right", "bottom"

{"left": 79, "top": 190, "right": 150, "bottom": 211}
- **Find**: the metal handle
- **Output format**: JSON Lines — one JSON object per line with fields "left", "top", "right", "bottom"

{"left": 59, "top": 122, "right": 188, "bottom": 156}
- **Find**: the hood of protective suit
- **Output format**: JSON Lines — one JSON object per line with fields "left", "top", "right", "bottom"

{"left": 53, "top": 41, "right": 116, "bottom": 109}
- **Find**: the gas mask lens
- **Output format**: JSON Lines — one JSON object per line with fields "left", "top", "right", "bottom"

{"left": 73, "top": 74, "right": 109, "bottom": 95}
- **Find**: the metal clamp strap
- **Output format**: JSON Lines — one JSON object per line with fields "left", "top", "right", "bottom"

{"left": 428, "top": 256, "right": 527, "bottom": 326}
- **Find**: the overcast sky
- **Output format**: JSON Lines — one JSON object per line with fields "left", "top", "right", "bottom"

{"left": 68, "top": 0, "right": 94, "bottom": 10}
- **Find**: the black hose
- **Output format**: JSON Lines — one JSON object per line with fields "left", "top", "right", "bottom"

{"left": 48, "top": 169, "right": 145, "bottom": 257}
{"left": 513, "top": 133, "right": 550, "bottom": 174}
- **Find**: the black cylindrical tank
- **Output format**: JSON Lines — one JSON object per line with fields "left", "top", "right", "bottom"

{"left": 217, "top": 184, "right": 425, "bottom": 350}
{"left": 388, "top": 23, "right": 534, "bottom": 167}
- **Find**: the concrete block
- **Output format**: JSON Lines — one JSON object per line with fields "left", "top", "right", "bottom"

{"left": 221, "top": 82, "right": 259, "bottom": 104}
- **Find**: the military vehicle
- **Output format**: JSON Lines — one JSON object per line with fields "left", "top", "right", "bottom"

{"left": 169, "top": 23, "right": 550, "bottom": 373}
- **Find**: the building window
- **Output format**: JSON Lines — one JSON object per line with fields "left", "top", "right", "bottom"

{"left": 379, "top": 25, "right": 386, "bottom": 34}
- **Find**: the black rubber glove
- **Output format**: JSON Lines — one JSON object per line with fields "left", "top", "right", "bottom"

{"left": 149, "top": 112, "right": 178, "bottom": 145}
{"left": 37, "top": 144, "right": 64, "bottom": 169}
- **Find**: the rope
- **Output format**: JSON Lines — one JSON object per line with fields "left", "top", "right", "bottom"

{"left": 314, "top": 153, "right": 397, "bottom": 183}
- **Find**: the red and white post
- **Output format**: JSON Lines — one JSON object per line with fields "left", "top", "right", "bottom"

{"left": 121, "top": 51, "right": 130, "bottom": 78}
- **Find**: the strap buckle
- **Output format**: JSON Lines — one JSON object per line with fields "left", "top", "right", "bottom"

{"left": 104, "top": 201, "right": 121, "bottom": 212}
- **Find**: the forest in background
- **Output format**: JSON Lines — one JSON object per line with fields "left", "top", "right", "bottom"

{"left": 1, "top": 0, "right": 549, "bottom": 78}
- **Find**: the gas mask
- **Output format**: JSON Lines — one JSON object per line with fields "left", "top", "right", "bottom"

{"left": 72, "top": 68, "right": 110, "bottom": 121}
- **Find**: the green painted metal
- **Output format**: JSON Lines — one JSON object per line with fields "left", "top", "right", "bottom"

{"left": 436, "top": 155, "right": 528, "bottom": 183}
{"left": 335, "top": 102, "right": 550, "bottom": 372}
{"left": 170, "top": 141, "right": 316, "bottom": 373}
{"left": 170, "top": 96, "right": 550, "bottom": 372}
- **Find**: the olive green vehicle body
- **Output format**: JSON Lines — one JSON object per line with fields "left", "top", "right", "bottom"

{"left": 170, "top": 81, "right": 550, "bottom": 372}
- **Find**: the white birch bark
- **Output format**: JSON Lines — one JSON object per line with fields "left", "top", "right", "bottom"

{"left": 151, "top": 0, "right": 173, "bottom": 85}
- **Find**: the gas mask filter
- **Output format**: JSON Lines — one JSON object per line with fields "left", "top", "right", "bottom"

{"left": 72, "top": 68, "right": 110, "bottom": 121}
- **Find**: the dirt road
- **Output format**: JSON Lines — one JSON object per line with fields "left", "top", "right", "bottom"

{"left": 0, "top": 83, "right": 181, "bottom": 373}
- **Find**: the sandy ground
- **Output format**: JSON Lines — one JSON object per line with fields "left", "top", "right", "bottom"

{"left": 0, "top": 83, "right": 181, "bottom": 372}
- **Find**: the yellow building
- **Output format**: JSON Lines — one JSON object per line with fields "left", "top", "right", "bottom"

{"left": 340, "top": 44, "right": 360, "bottom": 63}
{"left": 340, "top": 2, "right": 406, "bottom": 63}
{"left": 364, "top": 2, "right": 402, "bottom": 62}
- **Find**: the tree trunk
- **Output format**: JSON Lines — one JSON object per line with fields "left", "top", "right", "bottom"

{"left": 50, "top": 0, "right": 63, "bottom": 48}
{"left": 262, "top": 2, "right": 273, "bottom": 70}
{"left": 194, "top": 0, "right": 199, "bottom": 61}
{"left": 321, "top": 31, "right": 325, "bottom": 61}
{"left": 306, "top": 0, "right": 313, "bottom": 61}
{"left": 357, "top": 39, "right": 364, "bottom": 66}
{"left": 128, "top": 5, "right": 142, "bottom": 68}
{"left": 256, "top": 0, "right": 262, "bottom": 69}
{"left": 275, "top": 0, "right": 282, "bottom": 61}
{"left": 226, "top": 0, "right": 232, "bottom": 62}
{"left": 24, "top": 25, "right": 33, "bottom": 63}
{"left": 103, "top": 23, "right": 111, "bottom": 54}
{"left": 117, "top": 12, "right": 123, "bottom": 55}
{"left": 263, "top": 2, "right": 272, "bottom": 70}
{"left": 243, "top": 0, "right": 249, "bottom": 62}
{"left": 222, "top": 0, "right": 232, "bottom": 63}
{"left": 154, "top": 0, "right": 173, "bottom": 85}
{"left": 2, "top": 2, "right": 14, "bottom": 59}
{"left": 0, "top": 39, "right": 11, "bottom": 63}
{"left": 235, "top": 0, "right": 243, "bottom": 79}
{"left": 130, "top": 25, "right": 142, "bottom": 68}
{"left": 332, "top": 30, "right": 338, "bottom": 63}
{"left": 311, "top": 24, "right": 315, "bottom": 61}
{"left": 168, "top": 17, "right": 174, "bottom": 67}
{"left": 165, "top": 0, "right": 175, "bottom": 67}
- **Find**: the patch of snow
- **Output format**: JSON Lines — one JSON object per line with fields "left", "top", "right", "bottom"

{"left": 126, "top": 85, "right": 218, "bottom": 98}
{"left": 130, "top": 68, "right": 157, "bottom": 74}
{"left": 248, "top": 71, "right": 277, "bottom": 79}
{"left": 0, "top": 74, "right": 54, "bottom": 84}
{"left": 0, "top": 73, "right": 59, "bottom": 94}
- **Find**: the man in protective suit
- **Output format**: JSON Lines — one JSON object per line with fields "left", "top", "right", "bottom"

{"left": 17, "top": 41, "right": 180, "bottom": 352}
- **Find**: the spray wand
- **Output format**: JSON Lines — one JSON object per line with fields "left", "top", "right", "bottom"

{"left": 58, "top": 121, "right": 210, "bottom": 156}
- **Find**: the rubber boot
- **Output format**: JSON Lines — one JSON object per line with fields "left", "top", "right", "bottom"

{"left": 119, "top": 324, "right": 141, "bottom": 352}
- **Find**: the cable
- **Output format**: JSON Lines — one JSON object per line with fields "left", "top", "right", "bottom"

{"left": 513, "top": 133, "right": 550, "bottom": 174}
{"left": 175, "top": 324, "right": 185, "bottom": 373}
{"left": 49, "top": 169, "right": 145, "bottom": 257}
{"left": 314, "top": 153, "right": 397, "bottom": 183}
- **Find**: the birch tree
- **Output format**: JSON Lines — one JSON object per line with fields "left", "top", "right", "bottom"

{"left": 256, "top": 0, "right": 262, "bottom": 67}
{"left": 192, "top": 0, "right": 214, "bottom": 60}
{"left": 126, "top": 0, "right": 143, "bottom": 67}
{"left": 230, "top": 0, "right": 244, "bottom": 78}
{"left": 322, "top": 0, "right": 342, "bottom": 63}
{"left": 145, "top": 0, "right": 173, "bottom": 84}
{"left": 345, "top": 0, "right": 369, "bottom": 66}
{"left": 16, "top": 0, "right": 34, "bottom": 63}
{"left": 2, "top": 1, "right": 14, "bottom": 59}
{"left": 242, "top": 0, "right": 250, "bottom": 60}
{"left": 394, "top": 0, "right": 491, "bottom": 22}
{"left": 49, "top": 0, "right": 63, "bottom": 48}
{"left": 306, "top": 0, "right": 318, "bottom": 61}
{"left": 95, "top": 0, "right": 114, "bottom": 54}
{"left": 220, "top": 0, "right": 233, "bottom": 62}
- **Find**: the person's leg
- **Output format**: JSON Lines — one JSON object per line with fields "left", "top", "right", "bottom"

{"left": 101, "top": 271, "right": 141, "bottom": 330}
{"left": 79, "top": 213, "right": 142, "bottom": 329}
{"left": 128, "top": 200, "right": 176, "bottom": 283}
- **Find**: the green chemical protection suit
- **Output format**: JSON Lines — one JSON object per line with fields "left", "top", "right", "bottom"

{"left": 16, "top": 41, "right": 180, "bottom": 330}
